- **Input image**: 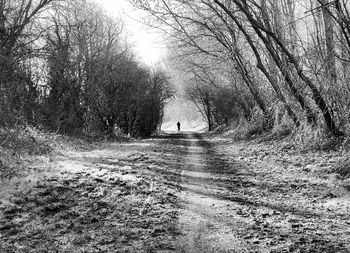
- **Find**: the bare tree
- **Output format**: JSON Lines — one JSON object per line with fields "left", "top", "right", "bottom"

{"left": 214, "top": 0, "right": 343, "bottom": 136}
{"left": 0, "top": 0, "right": 56, "bottom": 126}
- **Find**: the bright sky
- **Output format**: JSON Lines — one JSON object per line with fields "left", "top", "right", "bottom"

{"left": 96, "top": 0, "right": 204, "bottom": 128}
{"left": 96, "top": 0, "right": 166, "bottom": 65}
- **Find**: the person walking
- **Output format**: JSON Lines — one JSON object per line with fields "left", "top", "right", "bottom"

{"left": 177, "top": 121, "right": 181, "bottom": 131}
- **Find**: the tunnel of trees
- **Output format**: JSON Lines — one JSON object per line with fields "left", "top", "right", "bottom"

{"left": 131, "top": 0, "right": 350, "bottom": 137}
{"left": 0, "top": 0, "right": 173, "bottom": 137}
{"left": 3, "top": 0, "right": 350, "bottom": 138}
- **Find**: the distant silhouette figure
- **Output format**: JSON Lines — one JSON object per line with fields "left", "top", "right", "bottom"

{"left": 177, "top": 121, "right": 181, "bottom": 131}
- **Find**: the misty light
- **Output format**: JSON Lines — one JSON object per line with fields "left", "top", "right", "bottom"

{"left": 97, "top": 0, "right": 166, "bottom": 65}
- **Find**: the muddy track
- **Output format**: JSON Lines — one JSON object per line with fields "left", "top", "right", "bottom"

{"left": 172, "top": 133, "right": 350, "bottom": 253}
{"left": 152, "top": 132, "right": 349, "bottom": 252}
{"left": 0, "top": 137, "right": 180, "bottom": 252}
{"left": 1, "top": 132, "right": 350, "bottom": 252}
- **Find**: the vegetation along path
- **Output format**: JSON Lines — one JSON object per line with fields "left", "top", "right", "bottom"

{"left": 1, "top": 132, "right": 350, "bottom": 252}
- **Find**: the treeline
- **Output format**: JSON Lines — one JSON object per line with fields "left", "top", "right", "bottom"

{"left": 132, "top": 0, "right": 350, "bottom": 136}
{"left": 0, "top": 0, "right": 172, "bottom": 137}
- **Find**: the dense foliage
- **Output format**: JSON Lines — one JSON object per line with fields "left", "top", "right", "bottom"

{"left": 0, "top": 0, "right": 173, "bottom": 137}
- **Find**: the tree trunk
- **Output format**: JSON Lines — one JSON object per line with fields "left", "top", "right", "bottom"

{"left": 205, "top": 92, "right": 213, "bottom": 131}
{"left": 319, "top": 0, "right": 337, "bottom": 86}
{"left": 214, "top": 0, "right": 343, "bottom": 137}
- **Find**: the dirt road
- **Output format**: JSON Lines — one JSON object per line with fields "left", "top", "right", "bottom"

{"left": 1, "top": 132, "right": 350, "bottom": 252}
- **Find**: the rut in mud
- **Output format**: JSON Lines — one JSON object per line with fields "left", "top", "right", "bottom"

{"left": 158, "top": 133, "right": 350, "bottom": 253}
{"left": 1, "top": 132, "right": 350, "bottom": 252}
